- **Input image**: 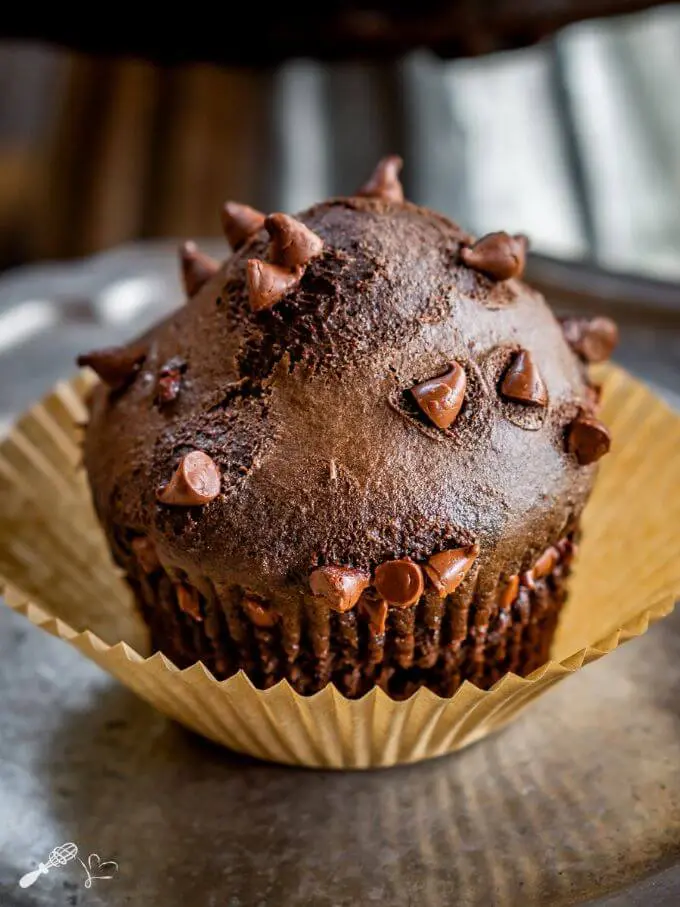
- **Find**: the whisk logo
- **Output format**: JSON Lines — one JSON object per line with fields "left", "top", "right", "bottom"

{"left": 18, "top": 842, "right": 118, "bottom": 890}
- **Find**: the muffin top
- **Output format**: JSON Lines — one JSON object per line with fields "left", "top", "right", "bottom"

{"left": 81, "top": 158, "right": 614, "bottom": 603}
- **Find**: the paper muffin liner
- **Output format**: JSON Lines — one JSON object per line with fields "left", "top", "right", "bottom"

{"left": 1, "top": 365, "right": 678, "bottom": 768}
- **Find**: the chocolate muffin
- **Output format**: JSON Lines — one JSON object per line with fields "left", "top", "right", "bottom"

{"left": 79, "top": 157, "right": 617, "bottom": 699}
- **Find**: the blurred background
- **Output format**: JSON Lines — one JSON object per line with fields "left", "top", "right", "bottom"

{"left": 1, "top": 3, "right": 679, "bottom": 274}
{"left": 0, "top": 2, "right": 679, "bottom": 431}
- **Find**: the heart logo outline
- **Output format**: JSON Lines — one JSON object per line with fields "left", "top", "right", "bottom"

{"left": 87, "top": 853, "right": 118, "bottom": 878}
{"left": 80, "top": 852, "right": 119, "bottom": 887}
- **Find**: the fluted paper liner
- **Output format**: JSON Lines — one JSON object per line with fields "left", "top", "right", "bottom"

{"left": 1, "top": 366, "right": 678, "bottom": 768}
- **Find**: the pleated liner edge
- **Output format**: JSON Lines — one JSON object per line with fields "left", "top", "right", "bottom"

{"left": 0, "top": 584, "right": 674, "bottom": 768}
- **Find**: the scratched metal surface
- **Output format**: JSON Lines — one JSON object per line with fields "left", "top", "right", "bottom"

{"left": 0, "top": 601, "right": 679, "bottom": 907}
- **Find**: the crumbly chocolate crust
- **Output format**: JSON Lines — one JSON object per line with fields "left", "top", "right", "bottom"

{"left": 81, "top": 162, "right": 613, "bottom": 696}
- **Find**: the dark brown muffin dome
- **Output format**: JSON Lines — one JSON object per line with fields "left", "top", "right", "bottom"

{"left": 80, "top": 157, "right": 614, "bottom": 697}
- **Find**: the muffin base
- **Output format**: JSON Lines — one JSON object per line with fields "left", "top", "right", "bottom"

{"left": 128, "top": 537, "right": 576, "bottom": 700}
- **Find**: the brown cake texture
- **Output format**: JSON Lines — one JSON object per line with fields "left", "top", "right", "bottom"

{"left": 78, "top": 156, "right": 617, "bottom": 699}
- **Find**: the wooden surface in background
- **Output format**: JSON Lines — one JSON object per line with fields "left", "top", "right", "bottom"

{"left": 0, "top": 51, "right": 277, "bottom": 266}
{"left": 35, "top": 58, "right": 274, "bottom": 259}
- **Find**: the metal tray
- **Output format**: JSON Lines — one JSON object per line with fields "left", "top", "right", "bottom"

{"left": 0, "top": 244, "right": 678, "bottom": 906}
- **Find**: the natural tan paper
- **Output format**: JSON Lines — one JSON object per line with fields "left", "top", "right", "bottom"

{"left": 0, "top": 366, "right": 678, "bottom": 768}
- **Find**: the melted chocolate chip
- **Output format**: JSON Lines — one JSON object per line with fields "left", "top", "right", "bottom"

{"left": 374, "top": 559, "right": 424, "bottom": 607}
{"left": 265, "top": 213, "right": 324, "bottom": 270}
{"left": 243, "top": 595, "right": 278, "bottom": 628}
{"left": 247, "top": 259, "right": 301, "bottom": 312}
{"left": 179, "top": 241, "right": 219, "bottom": 298}
{"left": 410, "top": 362, "right": 467, "bottom": 430}
{"left": 157, "top": 451, "right": 221, "bottom": 506}
{"left": 361, "top": 599, "right": 389, "bottom": 635}
{"left": 561, "top": 316, "right": 619, "bottom": 364}
{"left": 131, "top": 536, "right": 160, "bottom": 573}
{"left": 500, "top": 350, "right": 548, "bottom": 407}
{"left": 567, "top": 415, "right": 612, "bottom": 466}
{"left": 499, "top": 574, "right": 520, "bottom": 609}
{"left": 77, "top": 343, "right": 147, "bottom": 391}
{"left": 423, "top": 544, "right": 479, "bottom": 597}
{"left": 533, "top": 546, "right": 559, "bottom": 579}
{"left": 460, "top": 232, "right": 527, "bottom": 281}
{"left": 357, "top": 155, "right": 404, "bottom": 203}
{"left": 176, "top": 583, "right": 202, "bottom": 621}
{"left": 309, "top": 566, "right": 370, "bottom": 612}
{"left": 221, "top": 201, "right": 265, "bottom": 250}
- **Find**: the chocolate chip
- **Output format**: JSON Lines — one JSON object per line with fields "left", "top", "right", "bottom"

{"left": 243, "top": 595, "right": 278, "bottom": 628}
{"left": 157, "top": 451, "right": 221, "bottom": 506}
{"left": 77, "top": 343, "right": 147, "bottom": 391}
{"left": 567, "top": 415, "right": 611, "bottom": 465}
{"left": 423, "top": 544, "right": 479, "bottom": 597}
{"left": 131, "top": 536, "right": 160, "bottom": 573}
{"left": 247, "top": 259, "right": 301, "bottom": 312}
{"left": 410, "top": 362, "right": 467, "bottom": 430}
{"left": 561, "top": 316, "right": 619, "bottom": 364}
{"left": 221, "top": 201, "right": 265, "bottom": 250}
{"left": 533, "top": 546, "right": 559, "bottom": 579}
{"left": 309, "top": 566, "right": 370, "bottom": 612}
{"left": 357, "top": 155, "right": 404, "bottom": 203}
{"left": 179, "top": 241, "right": 219, "bottom": 298}
{"left": 500, "top": 350, "right": 548, "bottom": 407}
{"left": 265, "top": 213, "right": 324, "bottom": 270}
{"left": 361, "top": 599, "right": 389, "bottom": 635}
{"left": 460, "top": 232, "right": 527, "bottom": 281}
{"left": 176, "top": 583, "right": 202, "bottom": 621}
{"left": 499, "top": 574, "right": 519, "bottom": 609}
{"left": 374, "top": 559, "right": 424, "bottom": 607}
